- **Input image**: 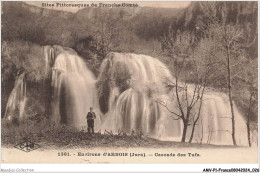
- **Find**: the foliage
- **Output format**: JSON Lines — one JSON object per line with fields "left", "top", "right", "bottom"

{"left": 1, "top": 41, "right": 47, "bottom": 118}
{"left": 2, "top": 41, "right": 45, "bottom": 82}
{"left": 2, "top": 118, "right": 237, "bottom": 148}
{"left": 112, "top": 62, "right": 131, "bottom": 93}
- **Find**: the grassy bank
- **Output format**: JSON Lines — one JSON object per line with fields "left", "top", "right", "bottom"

{"left": 2, "top": 117, "right": 243, "bottom": 149}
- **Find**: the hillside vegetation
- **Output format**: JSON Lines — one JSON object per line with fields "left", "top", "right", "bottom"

{"left": 1, "top": 1, "right": 257, "bottom": 125}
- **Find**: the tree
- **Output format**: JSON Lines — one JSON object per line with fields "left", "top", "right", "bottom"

{"left": 91, "top": 9, "right": 122, "bottom": 58}
{"left": 199, "top": 2, "right": 248, "bottom": 146}
{"left": 188, "top": 38, "right": 219, "bottom": 143}
{"left": 237, "top": 59, "right": 258, "bottom": 147}
{"left": 158, "top": 31, "right": 214, "bottom": 142}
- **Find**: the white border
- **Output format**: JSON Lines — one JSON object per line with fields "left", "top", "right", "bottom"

{"left": 0, "top": 0, "right": 259, "bottom": 172}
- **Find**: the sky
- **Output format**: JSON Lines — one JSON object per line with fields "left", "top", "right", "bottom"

{"left": 26, "top": 1, "right": 191, "bottom": 13}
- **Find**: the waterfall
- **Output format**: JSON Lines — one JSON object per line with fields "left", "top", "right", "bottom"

{"left": 43, "top": 45, "right": 78, "bottom": 76}
{"left": 4, "top": 47, "right": 248, "bottom": 145}
{"left": 98, "top": 52, "right": 248, "bottom": 145}
{"left": 43, "top": 45, "right": 55, "bottom": 75}
{"left": 51, "top": 52, "right": 101, "bottom": 130}
{"left": 157, "top": 88, "right": 248, "bottom": 145}
{"left": 98, "top": 52, "right": 179, "bottom": 134}
{"left": 4, "top": 72, "right": 27, "bottom": 122}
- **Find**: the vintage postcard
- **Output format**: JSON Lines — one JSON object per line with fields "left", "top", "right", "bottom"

{"left": 1, "top": 0, "right": 259, "bottom": 170}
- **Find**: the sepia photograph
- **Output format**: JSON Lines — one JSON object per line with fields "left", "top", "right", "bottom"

{"left": 1, "top": 0, "right": 258, "bottom": 170}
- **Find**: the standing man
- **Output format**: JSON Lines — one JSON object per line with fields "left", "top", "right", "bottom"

{"left": 86, "top": 107, "right": 96, "bottom": 133}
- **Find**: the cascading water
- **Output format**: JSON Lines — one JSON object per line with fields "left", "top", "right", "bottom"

{"left": 4, "top": 46, "right": 249, "bottom": 146}
{"left": 43, "top": 45, "right": 55, "bottom": 75}
{"left": 158, "top": 86, "right": 248, "bottom": 145}
{"left": 98, "top": 52, "right": 248, "bottom": 145}
{"left": 51, "top": 52, "right": 101, "bottom": 130}
{"left": 43, "top": 45, "right": 77, "bottom": 76}
{"left": 98, "top": 52, "right": 180, "bottom": 135}
{"left": 192, "top": 91, "right": 248, "bottom": 145}
{"left": 4, "top": 72, "right": 27, "bottom": 122}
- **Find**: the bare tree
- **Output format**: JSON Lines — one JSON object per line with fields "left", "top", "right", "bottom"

{"left": 199, "top": 2, "right": 248, "bottom": 146}
{"left": 239, "top": 59, "right": 258, "bottom": 147}
{"left": 188, "top": 85, "right": 205, "bottom": 143}
{"left": 158, "top": 31, "right": 214, "bottom": 142}
{"left": 188, "top": 36, "right": 219, "bottom": 143}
